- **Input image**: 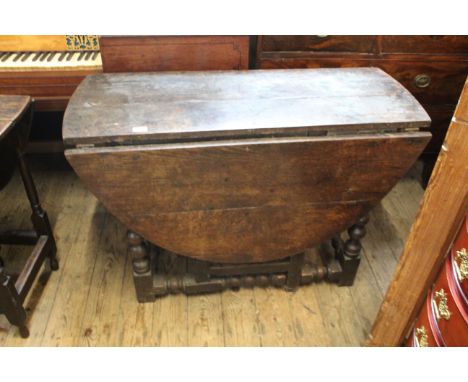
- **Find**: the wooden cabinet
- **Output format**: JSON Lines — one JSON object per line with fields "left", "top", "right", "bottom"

{"left": 255, "top": 35, "right": 468, "bottom": 161}
{"left": 260, "top": 35, "right": 378, "bottom": 53}
{"left": 100, "top": 36, "right": 250, "bottom": 73}
{"left": 407, "top": 213, "right": 468, "bottom": 347}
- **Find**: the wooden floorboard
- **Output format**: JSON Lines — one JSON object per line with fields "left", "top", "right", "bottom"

{"left": 0, "top": 164, "right": 424, "bottom": 346}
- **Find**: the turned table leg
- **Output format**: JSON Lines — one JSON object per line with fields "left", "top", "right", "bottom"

{"left": 127, "top": 231, "right": 154, "bottom": 302}
{"left": 17, "top": 150, "right": 58, "bottom": 271}
{"left": 333, "top": 215, "right": 369, "bottom": 286}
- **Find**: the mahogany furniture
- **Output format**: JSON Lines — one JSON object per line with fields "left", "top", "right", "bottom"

{"left": 0, "top": 95, "right": 58, "bottom": 337}
{"left": 405, "top": 214, "right": 468, "bottom": 346}
{"left": 255, "top": 35, "right": 468, "bottom": 177}
{"left": 100, "top": 35, "right": 250, "bottom": 72}
{"left": 369, "top": 76, "right": 468, "bottom": 346}
{"left": 63, "top": 67, "right": 430, "bottom": 302}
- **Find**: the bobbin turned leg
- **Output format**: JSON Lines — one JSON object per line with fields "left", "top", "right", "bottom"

{"left": 127, "top": 231, "right": 154, "bottom": 302}
{"left": 17, "top": 150, "right": 58, "bottom": 271}
{"left": 334, "top": 215, "right": 369, "bottom": 286}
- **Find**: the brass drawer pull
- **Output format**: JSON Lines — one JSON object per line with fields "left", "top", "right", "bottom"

{"left": 455, "top": 248, "right": 468, "bottom": 282}
{"left": 414, "top": 74, "right": 431, "bottom": 88}
{"left": 316, "top": 35, "right": 329, "bottom": 38}
{"left": 433, "top": 288, "right": 452, "bottom": 321}
{"left": 415, "top": 326, "right": 429, "bottom": 347}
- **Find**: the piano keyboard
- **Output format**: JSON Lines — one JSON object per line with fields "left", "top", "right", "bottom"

{"left": 0, "top": 51, "right": 102, "bottom": 71}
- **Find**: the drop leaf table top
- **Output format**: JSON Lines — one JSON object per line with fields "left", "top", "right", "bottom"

{"left": 63, "top": 68, "right": 431, "bottom": 264}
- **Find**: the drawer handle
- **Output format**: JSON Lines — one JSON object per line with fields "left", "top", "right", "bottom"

{"left": 415, "top": 326, "right": 429, "bottom": 347}
{"left": 414, "top": 74, "right": 431, "bottom": 88}
{"left": 433, "top": 289, "right": 452, "bottom": 321}
{"left": 455, "top": 248, "right": 468, "bottom": 282}
{"left": 316, "top": 35, "right": 329, "bottom": 38}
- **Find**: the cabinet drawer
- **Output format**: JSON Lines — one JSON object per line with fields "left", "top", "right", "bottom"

{"left": 378, "top": 60, "right": 468, "bottom": 105}
{"left": 409, "top": 294, "right": 442, "bottom": 347}
{"left": 430, "top": 258, "right": 468, "bottom": 346}
{"left": 382, "top": 36, "right": 468, "bottom": 55}
{"left": 260, "top": 35, "right": 378, "bottom": 53}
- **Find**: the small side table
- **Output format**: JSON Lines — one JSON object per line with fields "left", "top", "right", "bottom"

{"left": 0, "top": 95, "right": 58, "bottom": 338}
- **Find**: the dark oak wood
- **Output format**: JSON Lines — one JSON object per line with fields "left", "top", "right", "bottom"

{"left": 369, "top": 77, "right": 468, "bottom": 346}
{"left": 64, "top": 67, "right": 430, "bottom": 282}
{"left": 127, "top": 231, "right": 347, "bottom": 302}
{"left": 100, "top": 35, "right": 249, "bottom": 73}
{"left": 63, "top": 68, "right": 430, "bottom": 146}
{"left": 0, "top": 95, "right": 58, "bottom": 338}
{"left": 67, "top": 133, "right": 429, "bottom": 264}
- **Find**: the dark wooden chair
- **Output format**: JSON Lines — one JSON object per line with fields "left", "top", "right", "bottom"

{"left": 0, "top": 95, "right": 58, "bottom": 338}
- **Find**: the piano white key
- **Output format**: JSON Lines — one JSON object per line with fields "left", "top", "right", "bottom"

{"left": 0, "top": 50, "right": 102, "bottom": 71}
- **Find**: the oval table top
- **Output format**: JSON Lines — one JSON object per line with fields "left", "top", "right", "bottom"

{"left": 63, "top": 67, "right": 430, "bottom": 147}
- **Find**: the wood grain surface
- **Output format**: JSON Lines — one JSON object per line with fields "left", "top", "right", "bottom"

{"left": 0, "top": 95, "right": 30, "bottom": 138}
{"left": 62, "top": 68, "right": 430, "bottom": 146}
{"left": 100, "top": 35, "right": 249, "bottom": 73}
{"left": 66, "top": 133, "right": 430, "bottom": 263}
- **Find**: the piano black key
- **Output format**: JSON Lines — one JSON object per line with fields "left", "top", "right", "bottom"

{"left": 47, "top": 52, "right": 55, "bottom": 62}
{"left": 12, "top": 53, "right": 22, "bottom": 62}
{"left": 84, "top": 51, "right": 92, "bottom": 60}
{"left": 32, "top": 52, "right": 42, "bottom": 62}
{"left": 66, "top": 52, "right": 74, "bottom": 61}
{"left": 91, "top": 51, "right": 99, "bottom": 60}
{"left": 78, "top": 52, "right": 86, "bottom": 61}
{"left": 21, "top": 52, "right": 30, "bottom": 62}
{"left": 1, "top": 52, "right": 12, "bottom": 62}
{"left": 38, "top": 52, "right": 48, "bottom": 61}
{"left": 58, "top": 52, "right": 67, "bottom": 62}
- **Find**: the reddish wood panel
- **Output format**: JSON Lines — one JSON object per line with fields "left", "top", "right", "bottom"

{"left": 381, "top": 36, "right": 468, "bottom": 54}
{"left": 66, "top": 133, "right": 429, "bottom": 264}
{"left": 260, "top": 35, "right": 378, "bottom": 53}
{"left": 100, "top": 36, "right": 249, "bottom": 73}
{"left": 430, "top": 259, "right": 468, "bottom": 346}
{"left": 450, "top": 217, "right": 468, "bottom": 304}
{"left": 0, "top": 70, "right": 99, "bottom": 112}
{"left": 410, "top": 295, "right": 443, "bottom": 347}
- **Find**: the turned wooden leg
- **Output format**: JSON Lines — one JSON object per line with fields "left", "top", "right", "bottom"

{"left": 336, "top": 215, "right": 369, "bottom": 286}
{"left": 17, "top": 151, "right": 58, "bottom": 271}
{"left": 127, "top": 231, "right": 154, "bottom": 302}
{"left": 0, "top": 269, "right": 29, "bottom": 338}
{"left": 285, "top": 253, "right": 304, "bottom": 291}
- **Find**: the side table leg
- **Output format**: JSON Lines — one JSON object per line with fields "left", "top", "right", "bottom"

{"left": 17, "top": 151, "right": 58, "bottom": 271}
{"left": 0, "top": 269, "right": 29, "bottom": 338}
